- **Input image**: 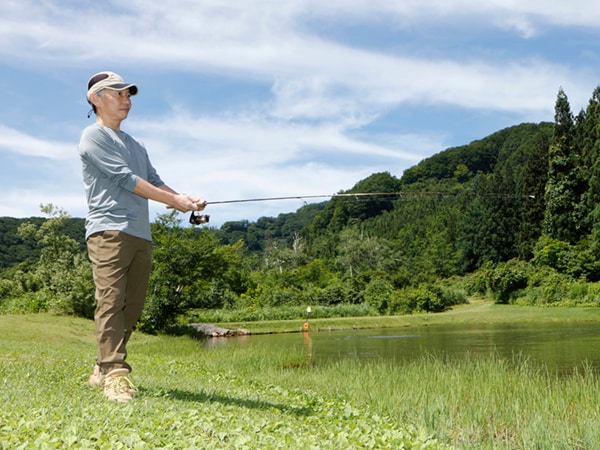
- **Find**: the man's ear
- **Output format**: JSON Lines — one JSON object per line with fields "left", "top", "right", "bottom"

{"left": 89, "top": 92, "right": 101, "bottom": 107}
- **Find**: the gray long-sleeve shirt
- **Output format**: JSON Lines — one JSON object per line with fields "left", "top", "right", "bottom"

{"left": 78, "top": 124, "right": 164, "bottom": 241}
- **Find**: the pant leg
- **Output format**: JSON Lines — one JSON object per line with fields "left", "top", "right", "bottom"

{"left": 87, "top": 231, "right": 152, "bottom": 373}
{"left": 123, "top": 233, "right": 152, "bottom": 348}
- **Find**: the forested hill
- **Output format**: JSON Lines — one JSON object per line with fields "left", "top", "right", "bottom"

{"left": 400, "top": 122, "right": 553, "bottom": 185}
{"left": 0, "top": 121, "right": 553, "bottom": 272}
{"left": 217, "top": 121, "right": 554, "bottom": 270}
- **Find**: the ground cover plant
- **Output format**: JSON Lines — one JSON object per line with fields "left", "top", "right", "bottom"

{"left": 0, "top": 314, "right": 446, "bottom": 449}
{"left": 3, "top": 302, "right": 600, "bottom": 448}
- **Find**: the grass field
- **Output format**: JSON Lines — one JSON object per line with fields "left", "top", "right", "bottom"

{"left": 2, "top": 301, "right": 600, "bottom": 449}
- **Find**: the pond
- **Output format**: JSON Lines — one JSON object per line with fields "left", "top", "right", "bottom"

{"left": 205, "top": 321, "right": 600, "bottom": 375}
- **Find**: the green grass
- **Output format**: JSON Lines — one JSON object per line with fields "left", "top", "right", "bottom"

{"left": 3, "top": 301, "right": 600, "bottom": 449}
{"left": 0, "top": 314, "right": 446, "bottom": 449}
{"left": 274, "top": 354, "right": 600, "bottom": 449}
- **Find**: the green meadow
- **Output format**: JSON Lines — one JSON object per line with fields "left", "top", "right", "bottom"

{"left": 3, "top": 301, "right": 600, "bottom": 449}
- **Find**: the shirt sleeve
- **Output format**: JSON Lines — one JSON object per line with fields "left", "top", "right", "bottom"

{"left": 134, "top": 137, "right": 165, "bottom": 188}
{"left": 78, "top": 126, "right": 140, "bottom": 192}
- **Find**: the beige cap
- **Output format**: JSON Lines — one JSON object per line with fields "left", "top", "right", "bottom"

{"left": 87, "top": 71, "right": 138, "bottom": 100}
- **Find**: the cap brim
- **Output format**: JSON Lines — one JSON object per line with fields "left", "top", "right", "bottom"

{"left": 104, "top": 83, "right": 138, "bottom": 95}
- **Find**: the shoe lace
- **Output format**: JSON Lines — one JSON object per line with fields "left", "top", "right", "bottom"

{"left": 105, "top": 375, "right": 136, "bottom": 394}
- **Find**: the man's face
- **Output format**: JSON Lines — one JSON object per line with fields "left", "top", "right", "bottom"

{"left": 94, "top": 88, "right": 132, "bottom": 122}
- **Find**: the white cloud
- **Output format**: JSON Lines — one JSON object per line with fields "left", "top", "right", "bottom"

{"left": 0, "top": 183, "right": 86, "bottom": 220}
{"left": 4, "top": 1, "right": 600, "bottom": 60}
{"left": 0, "top": 0, "right": 594, "bottom": 115}
{"left": 125, "top": 109, "right": 432, "bottom": 226}
{"left": 132, "top": 110, "right": 426, "bottom": 163}
{"left": 0, "top": 125, "right": 73, "bottom": 160}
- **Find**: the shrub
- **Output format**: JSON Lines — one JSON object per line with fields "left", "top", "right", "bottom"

{"left": 0, "top": 278, "right": 20, "bottom": 301}
{"left": 461, "top": 261, "right": 494, "bottom": 298}
{"left": 438, "top": 284, "right": 468, "bottom": 307}
{"left": 260, "top": 286, "right": 305, "bottom": 307}
{"left": 363, "top": 278, "right": 394, "bottom": 313}
{"left": 533, "top": 236, "right": 600, "bottom": 281}
{"left": 521, "top": 267, "right": 582, "bottom": 306}
{"left": 0, "top": 292, "right": 49, "bottom": 314}
{"left": 388, "top": 289, "right": 414, "bottom": 315}
{"left": 576, "top": 282, "right": 600, "bottom": 306}
{"left": 485, "top": 259, "right": 529, "bottom": 304}
{"left": 413, "top": 284, "right": 447, "bottom": 312}
{"left": 309, "top": 282, "right": 348, "bottom": 306}
{"left": 388, "top": 284, "right": 454, "bottom": 314}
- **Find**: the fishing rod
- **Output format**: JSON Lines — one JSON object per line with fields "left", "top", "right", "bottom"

{"left": 189, "top": 191, "right": 535, "bottom": 225}
{"left": 205, "top": 192, "right": 403, "bottom": 205}
{"left": 190, "top": 192, "right": 401, "bottom": 224}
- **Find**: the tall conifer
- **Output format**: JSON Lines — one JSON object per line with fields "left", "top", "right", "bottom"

{"left": 544, "top": 88, "right": 585, "bottom": 244}
{"left": 583, "top": 87, "right": 600, "bottom": 252}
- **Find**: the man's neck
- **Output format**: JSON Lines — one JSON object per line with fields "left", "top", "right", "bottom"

{"left": 96, "top": 115, "right": 123, "bottom": 131}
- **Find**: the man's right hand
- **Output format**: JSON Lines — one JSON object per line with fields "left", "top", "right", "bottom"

{"left": 170, "top": 194, "right": 207, "bottom": 213}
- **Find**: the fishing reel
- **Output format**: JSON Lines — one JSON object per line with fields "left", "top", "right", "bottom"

{"left": 189, "top": 211, "right": 210, "bottom": 225}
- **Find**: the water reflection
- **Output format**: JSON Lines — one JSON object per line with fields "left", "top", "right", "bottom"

{"left": 207, "top": 321, "right": 600, "bottom": 375}
{"left": 303, "top": 331, "right": 312, "bottom": 365}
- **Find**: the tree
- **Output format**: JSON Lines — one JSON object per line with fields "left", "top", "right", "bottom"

{"left": 16, "top": 204, "right": 94, "bottom": 317}
{"left": 336, "top": 226, "right": 394, "bottom": 278}
{"left": 582, "top": 87, "right": 600, "bottom": 256}
{"left": 457, "top": 163, "right": 523, "bottom": 271}
{"left": 544, "top": 88, "right": 587, "bottom": 244}
{"left": 518, "top": 132, "right": 549, "bottom": 259}
{"left": 141, "top": 211, "right": 245, "bottom": 332}
{"left": 308, "top": 172, "right": 402, "bottom": 236}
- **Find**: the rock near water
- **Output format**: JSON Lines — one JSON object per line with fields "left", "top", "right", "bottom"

{"left": 188, "top": 323, "right": 250, "bottom": 337}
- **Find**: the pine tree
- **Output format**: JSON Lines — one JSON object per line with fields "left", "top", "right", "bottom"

{"left": 544, "top": 88, "right": 586, "bottom": 244}
{"left": 582, "top": 86, "right": 600, "bottom": 253}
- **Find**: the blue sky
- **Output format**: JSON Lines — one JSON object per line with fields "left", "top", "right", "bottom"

{"left": 1, "top": 1, "right": 599, "bottom": 227}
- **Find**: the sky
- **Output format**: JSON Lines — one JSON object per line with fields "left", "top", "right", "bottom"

{"left": 1, "top": 1, "right": 599, "bottom": 227}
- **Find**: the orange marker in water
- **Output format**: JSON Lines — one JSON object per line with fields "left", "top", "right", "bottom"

{"left": 304, "top": 306, "right": 312, "bottom": 330}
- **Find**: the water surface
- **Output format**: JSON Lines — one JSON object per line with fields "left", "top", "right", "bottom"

{"left": 206, "top": 321, "right": 600, "bottom": 375}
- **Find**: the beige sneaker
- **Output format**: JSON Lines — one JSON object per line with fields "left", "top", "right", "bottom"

{"left": 87, "top": 364, "right": 104, "bottom": 387}
{"left": 103, "top": 368, "right": 137, "bottom": 402}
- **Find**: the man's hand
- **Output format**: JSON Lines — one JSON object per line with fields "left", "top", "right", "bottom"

{"left": 170, "top": 194, "right": 207, "bottom": 213}
{"left": 136, "top": 181, "right": 207, "bottom": 213}
{"left": 191, "top": 197, "right": 207, "bottom": 211}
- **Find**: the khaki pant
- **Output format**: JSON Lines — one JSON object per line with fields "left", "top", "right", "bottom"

{"left": 87, "top": 230, "right": 152, "bottom": 373}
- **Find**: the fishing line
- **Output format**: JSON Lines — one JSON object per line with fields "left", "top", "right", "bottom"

{"left": 205, "top": 192, "right": 401, "bottom": 205}
{"left": 189, "top": 191, "right": 535, "bottom": 225}
{"left": 204, "top": 191, "right": 535, "bottom": 204}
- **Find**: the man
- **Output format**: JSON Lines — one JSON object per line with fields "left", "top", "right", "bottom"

{"left": 78, "top": 71, "right": 206, "bottom": 402}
